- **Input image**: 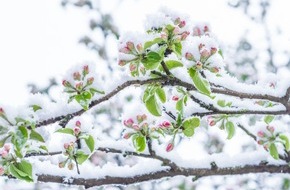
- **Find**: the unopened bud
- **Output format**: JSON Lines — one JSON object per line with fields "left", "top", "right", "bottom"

{"left": 132, "top": 124, "right": 140, "bottom": 131}
{"left": 118, "top": 60, "right": 127, "bottom": 66}
{"left": 129, "top": 64, "right": 137, "bottom": 72}
{"left": 126, "top": 41, "right": 135, "bottom": 51}
{"left": 83, "top": 65, "right": 89, "bottom": 75}
{"left": 204, "top": 25, "right": 209, "bottom": 32}
{"left": 181, "top": 31, "right": 190, "bottom": 40}
{"left": 75, "top": 121, "right": 81, "bottom": 128}
{"left": 76, "top": 82, "right": 83, "bottom": 91}
{"left": 185, "top": 52, "right": 194, "bottom": 61}
{"left": 64, "top": 143, "right": 70, "bottom": 149}
{"left": 137, "top": 115, "right": 143, "bottom": 123}
{"left": 257, "top": 131, "right": 265, "bottom": 138}
{"left": 4, "top": 144, "right": 10, "bottom": 152}
{"left": 211, "top": 67, "right": 219, "bottom": 73}
{"left": 179, "top": 20, "right": 186, "bottom": 28}
{"left": 269, "top": 83, "right": 276, "bottom": 88}
{"left": 0, "top": 167, "right": 4, "bottom": 176}
{"left": 141, "top": 122, "right": 148, "bottom": 129}
{"left": 124, "top": 118, "right": 134, "bottom": 127}
{"left": 209, "top": 120, "right": 215, "bottom": 126}
{"left": 73, "top": 72, "right": 81, "bottom": 81}
{"left": 173, "top": 27, "right": 179, "bottom": 35}
{"left": 200, "top": 49, "right": 210, "bottom": 58}
{"left": 166, "top": 143, "right": 174, "bottom": 152}
{"left": 210, "top": 47, "right": 217, "bottom": 55}
{"left": 172, "top": 96, "right": 179, "bottom": 101}
{"left": 257, "top": 140, "right": 264, "bottom": 145}
{"left": 162, "top": 121, "right": 171, "bottom": 128}
{"left": 58, "top": 161, "right": 66, "bottom": 168}
{"left": 161, "top": 33, "right": 168, "bottom": 40}
{"left": 136, "top": 43, "right": 143, "bottom": 53}
{"left": 267, "top": 126, "right": 275, "bottom": 133}
{"left": 140, "top": 67, "right": 146, "bottom": 75}
{"left": 67, "top": 162, "right": 74, "bottom": 170}
{"left": 193, "top": 27, "right": 201, "bottom": 36}
{"left": 119, "top": 47, "right": 130, "bottom": 54}
{"left": 198, "top": 43, "right": 204, "bottom": 51}
{"left": 0, "top": 150, "right": 8, "bottom": 158}
{"left": 87, "top": 77, "right": 94, "bottom": 85}
{"left": 174, "top": 17, "right": 181, "bottom": 25}
{"left": 123, "top": 133, "right": 133, "bottom": 139}
{"left": 196, "top": 61, "right": 203, "bottom": 69}
{"left": 62, "top": 80, "right": 71, "bottom": 87}
{"left": 74, "top": 127, "right": 81, "bottom": 136}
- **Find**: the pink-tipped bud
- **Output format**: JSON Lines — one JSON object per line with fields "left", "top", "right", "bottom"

{"left": 173, "top": 27, "right": 180, "bottom": 35}
{"left": 257, "top": 140, "right": 264, "bottom": 145}
{"left": 162, "top": 121, "right": 171, "bottom": 128}
{"left": 140, "top": 67, "right": 146, "bottom": 75}
{"left": 74, "top": 127, "right": 81, "bottom": 136}
{"left": 119, "top": 47, "right": 130, "bottom": 54}
{"left": 73, "top": 72, "right": 81, "bottom": 81}
{"left": 172, "top": 96, "right": 179, "bottom": 101}
{"left": 4, "top": 144, "right": 10, "bottom": 152}
{"left": 200, "top": 49, "right": 210, "bottom": 58}
{"left": 257, "top": 131, "right": 265, "bottom": 138}
{"left": 166, "top": 143, "right": 174, "bottom": 152}
{"left": 193, "top": 27, "right": 201, "bottom": 36}
{"left": 136, "top": 43, "right": 143, "bottom": 53}
{"left": 76, "top": 82, "right": 83, "bottom": 90}
{"left": 67, "top": 162, "right": 74, "bottom": 170}
{"left": 161, "top": 33, "right": 168, "bottom": 40}
{"left": 211, "top": 67, "right": 219, "bottom": 73}
{"left": 174, "top": 17, "right": 181, "bottom": 25}
{"left": 137, "top": 115, "right": 143, "bottom": 123}
{"left": 210, "top": 47, "right": 217, "bottom": 55}
{"left": 185, "top": 52, "right": 194, "bottom": 61}
{"left": 126, "top": 41, "right": 135, "bottom": 51}
{"left": 124, "top": 118, "right": 134, "bottom": 127}
{"left": 209, "top": 120, "right": 216, "bottom": 126}
{"left": 118, "top": 60, "right": 127, "bottom": 66}
{"left": 141, "top": 114, "right": 147, "bottom": 120}
{"left": 204, "top": 25, "right": 209, "bottom": 32}
{"left": 0, "top": 167, "right": 4, "bottom": 176}
{"left": 87, "top": 77, "right": 94, "bottom": 85}
{"left": 263, "top": 144, "right": 269, "bottom": 150}
{"left": 132, "top": 124, "right": 140, "bottom": 131}
{"left": 267, "top": 126, "right": 275, "bottom": 133}
{"left": 123, "top": 133, "right": 132, "bottom": 139}
{"left": 64, "top": 143, "right": 70, "bottom": 149}
{"left": 62, "top": 80, "right": 71, "bottom": 87}
{"left": 129, "top": 64, "right": 137, "bottom": 72}
{"left": 0, "top": 108, "right": 4, "bottom": 115}
{"left": 141, "top": 122, "right": 148, "bottom": 129}
{"left": 181, "top": 31, "right": 190, "bottom": 40}
{"left": 75, "top": 121, "right": 81, "bottom": 127}
{"left": 198, "top": 43, "right": 204, "bottom": 51}
{"left": 269, "top": 82, "right": 276, "bottom": 88}
{"left": 0, "top": 150, "right": 8, "bottom": 158}
{"left": 179, "top": 20, "right": 186, "bottom": 28}
{"left": 83, "top": 65, "right": 89, "bottom": 75}
{"left": 196, "top": 61, "right": 203, "bottom": 69}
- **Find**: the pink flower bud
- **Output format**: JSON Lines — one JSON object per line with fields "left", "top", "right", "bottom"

{"left": 172, "top": 96, "right": 179, "bottom": 101}
{"left": 119, "top": 47, "right": 130, "bottom": 54}
{"left": 204, "top": 25, "right": 209, "bottom": 32}
{"left": 126, "top": 41, "right": 135, "bottom": 51}
{"left": 123, "top": 133, "right": 132, "bottom": 139}
{"left": 75, "top": 82, "right": 83, "bottom": 90}
{"left": 200, "top": 49, "right": 210, "bottom": 58}
{"left": 62, "top": 80, "right": 71, "bottom": 87}
{"left": 4, "top": 144, "right": 10, "bottom": 152}
{"left": 137, "top": 115, "right": 143, "bottom": 123}
{"left": 257, "top": 140, "right": 264, "bottom": 145}
{"left": 0, "top": 167, "right": 4, "bottom": 176}
{"left": 166, "top": 143, "right": 174, "bottom": 152}
{"left": 141, "top": 114, "right": 147, "bottom": 120}
{"left": 181, "top": 31, "right": 190, "bottom": 40}
{"left": 210, "top": 47, "right": 217, "bottom": 55}
{"left": 0, "top": 150, "right": 8, "bottom": 158}
{"left": 132, "top": 124, "right": 140, "bottom": 131}
{"left": 174, "top": 17, "right": 181, "bottom": 25}
{"left": 162, "top": 121, "right": 171, "bottom": 128}
{"left": 0, "top": 108, "right": 4, "bottom": 115}
{"left": 118, "top": 60, "right": 127, "bottom": 66}
{"left": 193, "top": 27, "right": 201, "bottom": 36}
{"left": 87, "top": 77, "right": 94, "bottom": 85}
{"left": 136, "top": 43, "right": 143, "bottom": 53}
{"left": 185, "top": 52, "right": 194, "bottom": 61}
{"left": 73, "top": 72, "right": 81, "bottom": 81}
{"left": 64, "top": 143, "right": 70, "bottom": 149}
{"left": 83, "top": 65, "right": 89, "bottom": 75}
{"left": 173, "top": 27, "right": 179, "bottom": 35}
{"left": 211, "top": 67, "right": 219, "bottom": 73}
{"left": 196, "top": 61, "right": 203, "bottom": 69}
{"left": 161, "top": 33, "right": 168, "bottom": 40}
{"left": 209, "top": 120, "right": 216, "bottom": 126}
{"left": 140, "top": 67, "right": 146, "bottom": 75}
{"left": 269, "top": 82, "right": 276, "bottom": 88}
{"left": 263, "top": 144, "right": 269, "bottom": 150}
{"left": 267, "top": 126, "right": 275, "bottom": 133}
{"left": 75, "top": 121, "right": 81, "bottom": 127}
{"left": 257, "top": 131, "right": 265, "bottom": 138}
{"left": 198, "top": 43, "right": 204, "bottom": 51}
{"left": 74, "top": 127, "right": 81, "bottom": 136}
{"left": 179, "top": 20, "right": 186, "bottom": 28}
{"left": 129, "top": 64, "right": 137, "bottom": 72}
{"left": 124, "top": 118, "right": 134, "bottom": 127}
{"left": 141, "top": 122, "right": 148, "bottom": 129}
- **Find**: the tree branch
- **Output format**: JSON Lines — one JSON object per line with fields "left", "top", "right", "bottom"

{"left": 36, "top": 164, "right": 290, "bottom": 189}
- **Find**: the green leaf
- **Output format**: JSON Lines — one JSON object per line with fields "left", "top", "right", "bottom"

{"left": 182, "top": 117, "right": 200, "bottom": 137}
{"left": 164, "top": 60, "right": 183, "bottom": 70}
{"left": 39, "top": 145, "right": 48, "bottom": 152}
{"left": 225, "top": 121, "right": 235, "bottom": 139}
{"left": 82, "top": 91, "right": 92, "bottom": 100}
{"left": 84, "top": 135, "right": 95, "bottom": 152}
{"left": 76, "top": 151, "right": 90, "bottom": 164}
{"left": 279, "top": 134, "right": 290, "bottom": 151}
{"left": 30, "top": 130, "right": 45, "bottom": 143}
{"left": 12, "top": 126, "right": 29, "bottom": 151}
{"left": 75, "top": 94, "right": 89, "bottom": 110}
{"left": 217, "top": 100, "right": 226, "bottom": 107}
{"left": 145, "top": 95, "right": 162, "bottom": 116}
{"left": 141, "top": 51, "right": 162, "bottom": 70}
{"left": 132, "top": 135, "right": 146, "bottom": 152}
{"left": 269, "top": 143, "right": 279, "bottom": 160}
{"left": 176, "top": 98, "right": 184, "bottom": 112}
{"left": 0, "top": 125, "right": 8, "bottom": 135}
{"left": 172, "top": 42, "right": 182, "bottom": 57}
{"left": 55, "top": 128, "right": 74, "bottom": 136}
{"left": 218, "top": 49, "right": 223, "bottom": 58}
{"left": 0, "top": 135, "right": 11, "bottom": 148}
{"left": 188, "top": 68, "right": 211, "bottom": 96}
{"left": 30, "top": 105, "right": 42, "bottom": 112}
{"left": 156, "top": 87, "right": 166, "bottom": 103}
{"left": 144, "top": 38, "right": 163, "bottom": 50}
{"left": 89, "top": 88, "right": 105, "bottom": 95}
{"left": 143, "top": 86, "right": 151, "bottom": 103}
{"left": 9, "top": 160, "right": 33, "bottom": 182}
{"left": 264, "top": 115, "right": 274, "bottom": 124}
